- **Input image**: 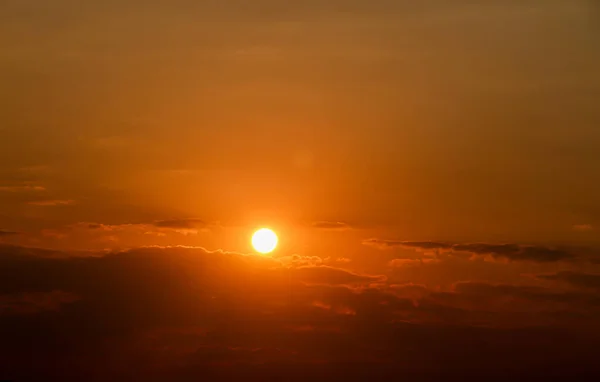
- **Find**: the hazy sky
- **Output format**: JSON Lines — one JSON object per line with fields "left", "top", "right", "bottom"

{"left": 2, "top": 0, "right": 599, "bottom": 244}
{"left": 1, "top": 2, "right": 600, "bottom": 379}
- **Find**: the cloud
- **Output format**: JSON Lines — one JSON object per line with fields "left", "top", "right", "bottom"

{"left": 41, "top": 229, "right": 68, "bottom": 239}
{"left": 278, "top": 254, "right": 324, "bottom": 267}
{"left": 0, "top": 185, "right": 45, "bottom": 192}
{"left": 153, "top": 218, "right": 211, "bottom": 235}
{"left": 389, "top": 258, "right": 440, "bottom": 267}
{"left": 452, "top": 243, "right": 572, "bottom": 262}
{"left": 279, "top": 256, "right": 352, "bottom": 267}
{"left": 327, "top": 257, "right": 351, "bottom": 264}
{"left": 399, "top": 241, "right": 452, "bottom": 250}
{"left": 365, "top": 239, "right": 574, "bottom": 262}
{"left": 28, "top": 199, "right": 76, "bottom": 206}
{"left": 293, "top": 265, "right": 385, "bottom": 285}
{"left": 573, "top": 224, "right": 593, "bottom": 232}
{"left": 72, "top": 222, "right": 137, "bottom": 231}
{"left": 0, "top": 291, "right": 79, "bottom": 316}
{"left": 83, "top": 223, "right": 111, "bottom": 230}
{"left": 449, "top": 281, "right": 585, "bottom": 304}
{"left": 17, "top": 165, "right": 51, "bottom": 174}
{"left": 310, "top": 221, "right": 352, "bottom": 231}
{"left": 0, "top": 244, "right": 599, "bottom": 380}
{"left": 362, "top": 238, "right": 406, "bottom": 249}
{"left": 0, "top": 230, "right": 19, "bottom": 237}
{"left": 69, "top": 218, "right": 213, "bottom": 236}
{"left": 425, "top": 281, "right": 600, "bottom": 320}
{"left": 153, "top": 218, "right": 208, "bottom": 229}
{"left": 538, "top": 271, "right": 600, "bottom": 290}
{"left": 363, "top": 239, "right": 451, "bottom": 251}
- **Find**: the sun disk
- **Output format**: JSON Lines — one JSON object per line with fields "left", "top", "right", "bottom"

{"left": 252, "top": 228, "right": 278, "bottom": 254}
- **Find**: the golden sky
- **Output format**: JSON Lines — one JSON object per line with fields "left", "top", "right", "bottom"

{"left": 1, "top": 1, "right": 600, "bottom": 380}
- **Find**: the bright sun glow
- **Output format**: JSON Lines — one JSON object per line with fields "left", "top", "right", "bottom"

{"left": 252, "top": 228, "right": 278, "bottom": 254}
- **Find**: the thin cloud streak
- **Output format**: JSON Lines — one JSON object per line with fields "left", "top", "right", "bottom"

{"left": 28, "top": 200, "right": 76, "bottom": 206}
{"left": 364, "top": 239, "right": 575, "bottom": 262}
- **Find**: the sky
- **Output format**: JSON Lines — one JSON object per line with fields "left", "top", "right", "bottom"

{"left": 1, "top": 0, "right": 600, "bottom": 380}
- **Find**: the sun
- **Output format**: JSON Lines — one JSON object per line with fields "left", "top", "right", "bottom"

{"left": 252, "top": 228, "right": 278, "bottom": 254}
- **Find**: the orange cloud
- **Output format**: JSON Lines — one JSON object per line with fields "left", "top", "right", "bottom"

{"left": 389, "top": 259, "right": 440, "bottom": 267}
{"left": 366, "top": 239, "right": 575, "bottom": 263}
{"left": 0, "top": 185, "right": 46, "bottom": 192}
{"left": 573, "top": 224, "right": 593, "bottom": 232}
{"left": 310, "top": 221, "right": 353, "bottom": 231}
{"left": 28, "top": 200, "right": 76, "bottom": 206}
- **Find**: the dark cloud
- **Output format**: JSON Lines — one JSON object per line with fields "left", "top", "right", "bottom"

{"left": 539, "top": 271, "right": 600, "bottom": 290}
{"left": 293, "top": 265, "right": 385, "bottom": 285}
{"left": 399, "top": 241, "right": 452, "bottom": 250}
{"left": 311, "top": 221, "right": 352, "bottom": 231}
{"left": 0, "top": 245, "right": 599, "bottom": 381}
{"left": 67, "top": 219, "right": 212, "bottom": 236}
{"left": 362, "top": 238, "right": 403, "bottom": 249}
{"left": 0, "top": 229, "right": 19, "bottom": 237}
{"left": 363, "top": 239, "right": 451, "bottom": 250}
{"left": 153, "top": 218, "right": 208, "bottom": 229}
{"left": 85, "top": 223, "right": 105, "bottom": 230}
{"left": 28, "top": 199, "right": 76, "bottom": 206}
{"left": 0, "top": 291, "right": 79, "bottom": 316}
{"left": 452, "top": 243, "right": 572, "bottom": 262}
{"left": 0, "top": 244, "right": 76, "bottom": 259}
{"left": 450, "top": 281, "right": 600, "bottom": 306}
{"left": 365, "top": 239, "right": 574, "bottom": 262}
{"left": 389, "top": 258, "right": 440, "bottom": 267}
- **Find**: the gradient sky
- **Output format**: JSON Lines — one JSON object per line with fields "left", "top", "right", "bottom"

{"left": 1, "top": 1, "right": 600, "bottom": 380}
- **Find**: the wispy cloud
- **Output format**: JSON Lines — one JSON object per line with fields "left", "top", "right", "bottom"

{"left": 0, "top": 230, "right": 19, "bottom": 237}
{"left": 152, "top": 218, "right": 212, "bottom": 235}
{"left": 363, "top": 239, "right": 450, "bottom": 250}
{"left": 28, "top": 200, "right": 76, "bottom": 206}
{"left": 573, "top": 224, "right": 593, "bottom": 232}
{"left": 364, "top": 239, "right": 574, "bottom": 262}
{"left": 0, "top": 185, "right": 46, "bottom": 192}
{"left": 538, "top": 271, "right": 600, "bottom": 290}
{"left": 389, "top": 258, "right": 440, "bottom": 267}
{"left": 310, "top": 221, "right": 353, "bottom": 231}
{"left": 294, "top": 265, "right": 385, "bottom": 285}
{"left": 67, "top": 218, "right": 213, "bottom": 237}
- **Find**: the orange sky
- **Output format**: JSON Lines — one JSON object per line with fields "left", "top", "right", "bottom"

{"left": 2, "top": 0, "right": 599, "bottom": 248}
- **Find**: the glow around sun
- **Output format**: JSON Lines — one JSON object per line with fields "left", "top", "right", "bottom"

{"left": 251, "top": 228, "right": 278, "bottom": 254}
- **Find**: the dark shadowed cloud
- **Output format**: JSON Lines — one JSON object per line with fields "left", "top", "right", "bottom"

{"left": 0, "top": 244, "right": 599, "bottom": 380}
{"left": 363, "top": 239, "right": 451, "bottom": 250}
{"left": 293, "top": 265, "right": 384, "bottom": 285}
{"left": 0, "top": 290, "right": 79, "bottom": 316}
{"left": 452, "top": 243, "right": 572, "bottom": 262}
{"left": 153, "top": 218, "right": 208, "bottom": 229}
{"left": 27, "top": 199, "right": 76, "bottom": 206}
{"left": 539, "top": 271, "right": 600, "bottom": 290}
{"left": 58, "top": 219, "right": 215, "bottom": 238}
{"left": 365, "top": 239, "right": 575, "bottom": 262}
{"left": 449, "top": 281, "right": 600, "bottom": 306}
